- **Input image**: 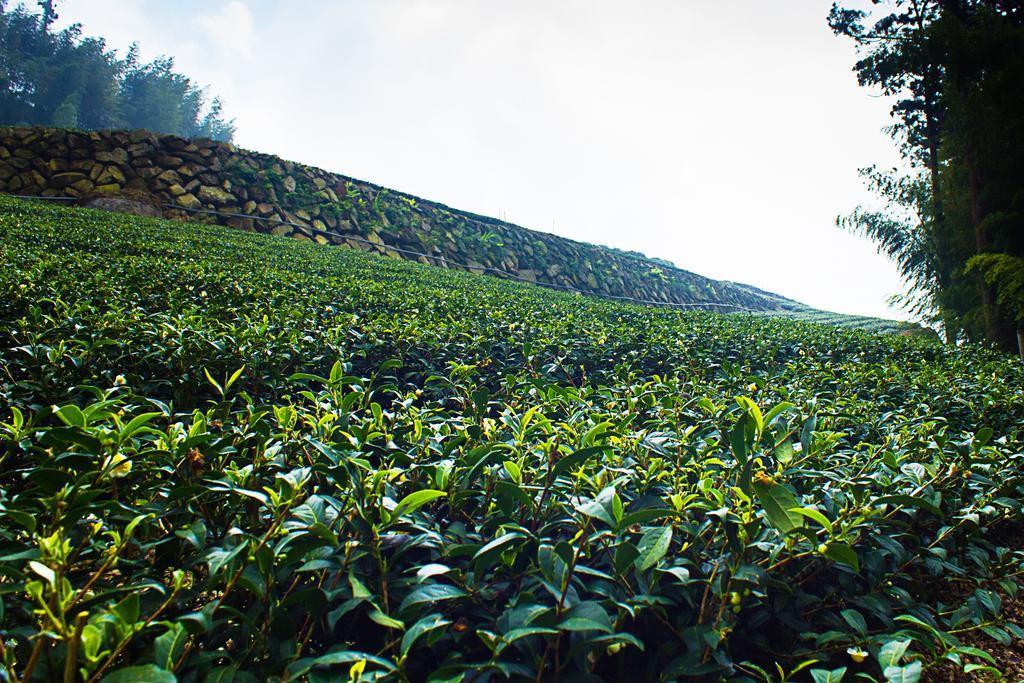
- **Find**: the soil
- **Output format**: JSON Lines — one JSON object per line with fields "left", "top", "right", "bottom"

{"left": 924, "top": 521, "right": 1024, "bottom": 682}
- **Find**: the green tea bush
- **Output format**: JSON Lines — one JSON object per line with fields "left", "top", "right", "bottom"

{"left": 0, "top": 197, "right": 1022, "bottom": 682}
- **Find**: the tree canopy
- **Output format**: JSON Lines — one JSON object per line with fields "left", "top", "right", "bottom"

{"left": 831, "top": 0, "right": 1024, "bottom": 354}
{"left": 0, "top": 0, "right": 235, "bottom": 141}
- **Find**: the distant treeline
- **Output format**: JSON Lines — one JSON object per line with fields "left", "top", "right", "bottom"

{"left": 0, "top": 1, "right": 234, "bottom": 141}
{"left": 831, "top": 1, "right": 1024, "bottom": 354}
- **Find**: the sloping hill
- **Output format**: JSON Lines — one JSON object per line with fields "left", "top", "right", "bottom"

{"left": 0, "top": 125, "right": 910, "bottom": 330}
{"left": 0, "top": 196, "right": 1021, "bottom": 681}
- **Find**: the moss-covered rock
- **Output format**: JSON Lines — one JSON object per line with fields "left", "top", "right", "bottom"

{"left": 0, "top": 125, "right": 830, "bottom": 316}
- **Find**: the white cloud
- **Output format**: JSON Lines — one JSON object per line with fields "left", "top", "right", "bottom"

{"left": 194, "top": 1, "right": 255, "bottom": 61}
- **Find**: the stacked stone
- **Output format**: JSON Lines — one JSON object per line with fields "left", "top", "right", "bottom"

{"left": 0, "top": 125, "right": 786, "bottom": 312}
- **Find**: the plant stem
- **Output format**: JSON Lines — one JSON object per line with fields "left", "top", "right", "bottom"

{"left": 63, "top": 612, "right": 88, "bottom": 683}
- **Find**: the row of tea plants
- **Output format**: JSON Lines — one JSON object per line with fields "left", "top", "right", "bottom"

{"left": 0, "top": 197, "right": 1022, "bottom": 682}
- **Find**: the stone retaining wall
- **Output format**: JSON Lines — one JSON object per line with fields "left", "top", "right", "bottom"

{"left": 0, "top": 126, "right": 796, "bottom": 311}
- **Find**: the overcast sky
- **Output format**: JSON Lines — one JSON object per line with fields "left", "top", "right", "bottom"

{"left": 56, "top": 0, "right": 909, "bottom": 320}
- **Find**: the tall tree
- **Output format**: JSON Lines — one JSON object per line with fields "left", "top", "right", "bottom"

{"left": 0, "top": 0, "right": 235, "bottom": 141}
{"left": 934, "top": 2, "right": 1024, "bottom": 350}
{"left": 828, "top": 0, "right": 967, "bottom": 339}
{"left": 35, "top": 0, "right": 54, "bottom": 28}
{"left": 831, "top": 0, "right": 1024, "bottom": 354}
{"left": 836, "top": 166, "right": 973, "bottom": 340}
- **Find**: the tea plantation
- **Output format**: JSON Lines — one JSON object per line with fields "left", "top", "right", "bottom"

{"left": 1, "top": 196, "right": 1022, "bottom": 682}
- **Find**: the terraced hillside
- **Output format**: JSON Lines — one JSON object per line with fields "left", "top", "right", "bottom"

{"left": 0, "top": 196, "right": 1022, "bottom": 682}
{"left": 0, "top": 126, "right": 908, "bottom": 330}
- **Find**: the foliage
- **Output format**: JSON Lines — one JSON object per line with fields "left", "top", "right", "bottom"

{"left": 644, "top": 266, "right": 667, "bottom": 282}
{"left": 0, "top": 1, "right": 234, "bottom": 140}
{"left": 935, "top": 4, "right": 1024, "bottom": 349}
{"left": 827, "top": 0, "right": 943, "bottom": 164}
{"left": 830, "top": 1, "right": 1024, "bottom": 351}
{"left": 966, "top": 253, "right": 1024, "bottom": 325}
{"left": 0, "top": 197, "right": 1022, "bottom": 681}
{"left": 118, "top": 47, "right": 234, "bottom": 142}
{"left": 836, "top": 167, "right": 974, "bottom": 340}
